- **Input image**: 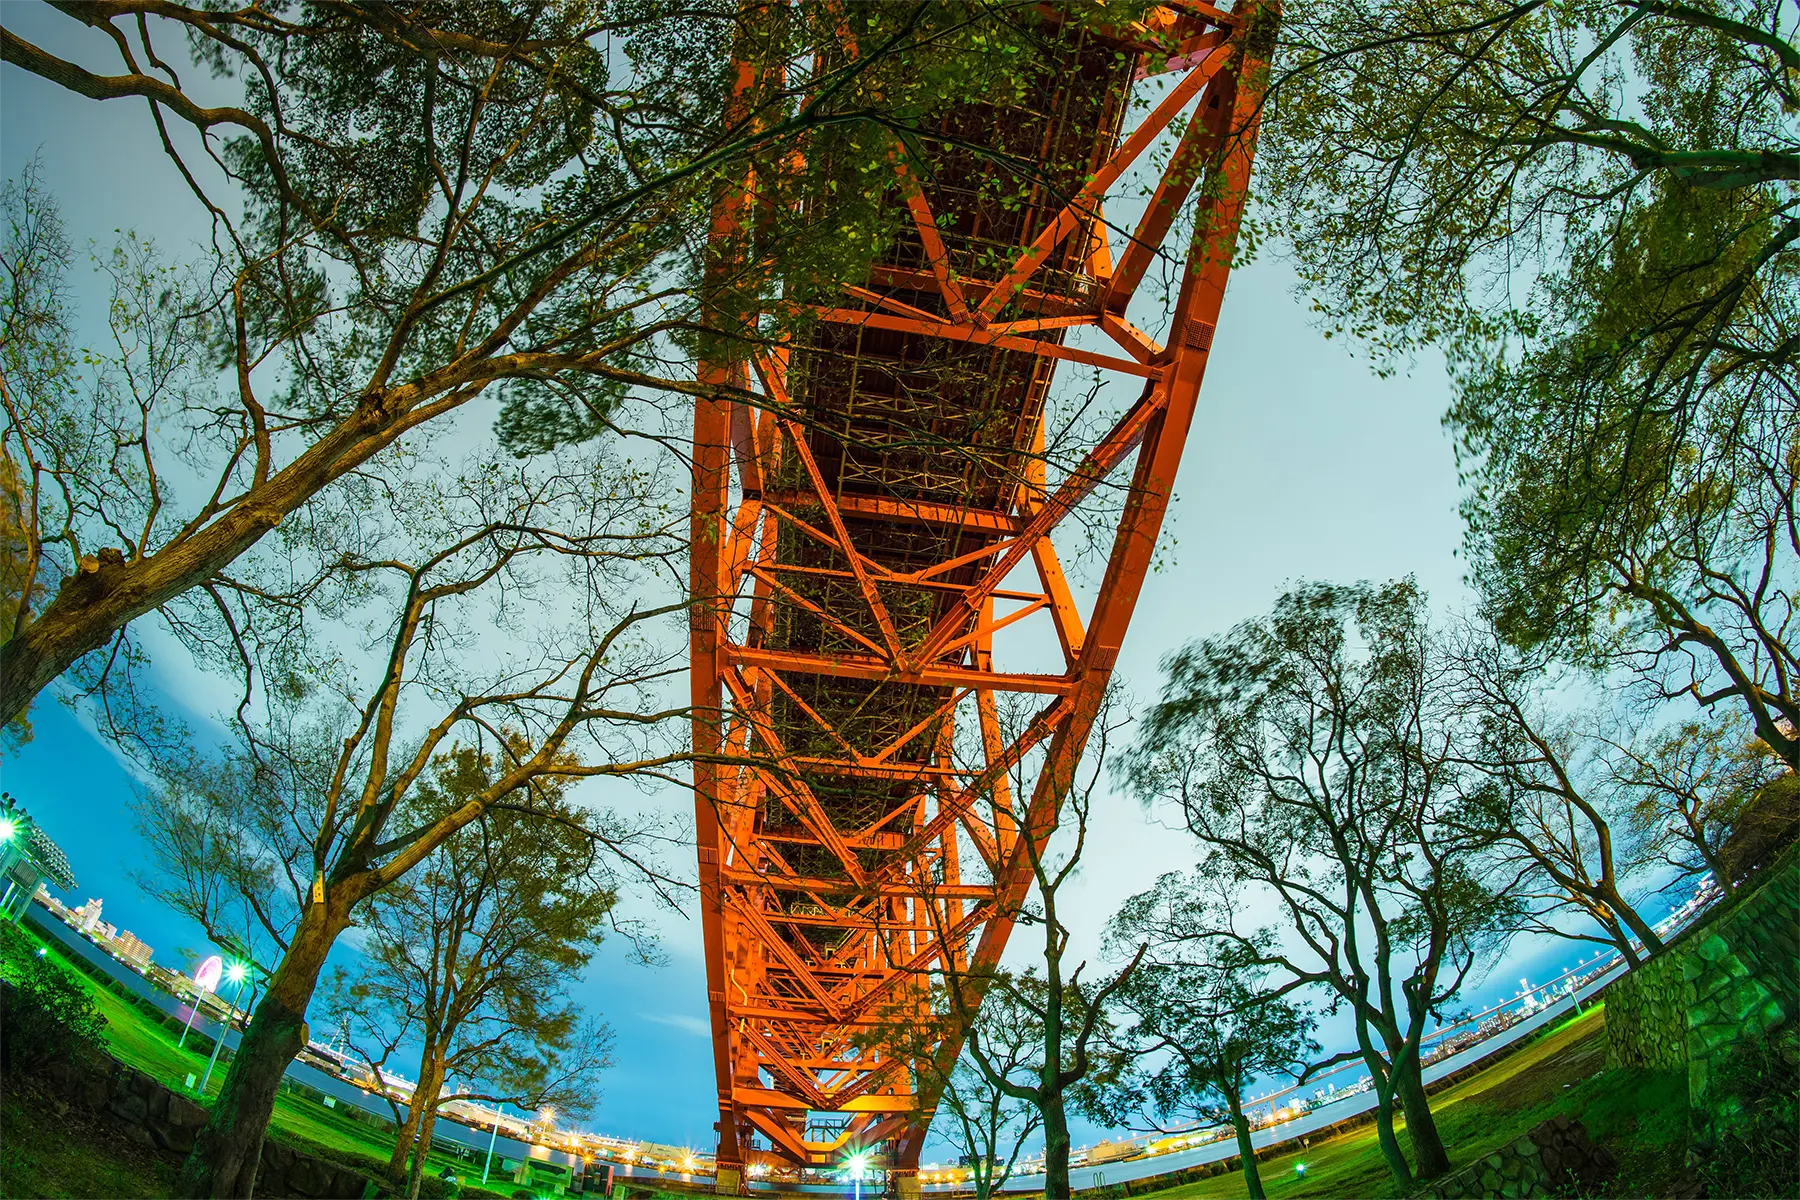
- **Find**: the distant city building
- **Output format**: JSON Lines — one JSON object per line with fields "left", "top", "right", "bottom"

{"left": 0, "top": 793, "right": 77, "bottom": 923}
{"left": 112, "top": 929, "right": 154, "bottom": 967}
{"left": 71, "top": 896, "right": 105, "bottom": 934}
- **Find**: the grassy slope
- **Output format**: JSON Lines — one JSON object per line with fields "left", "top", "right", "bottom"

{"left": 3, "top": 924, "right": 512, "bottom": 1198}
{"left": 8, "top": 923, "right": 1692, "bottom": 1200}
{"left": 1, "top": 1081, "right": 180, "bottom": 1200}
{"left": 1138, "top": 1006, "right": 1687, "bottom": 1200}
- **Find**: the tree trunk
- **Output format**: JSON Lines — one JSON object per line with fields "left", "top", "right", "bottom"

{"left": 1369, "top": 1079, "right": 1412, "bottom": 1189}
{"left": 407, "top": 1105, "right": 441, "bottom": 1199}
{"left": 0, "top": 559, "right": 137, "bottom": 728}
{"left": 1039, "top": 1093, "right": 1071, "bottom": 1200}
{"left": 1603, "top": 883, "right": 1665, "bottom": 957}
{"left": 176, "top": 902, "right": 344, "bottom": 1198}
{"left": 1224, "top": 1090, "right": 1265, "bottom": 1200}
{"left": 1694, "top": 835, "right": 1735, "bottom": 899}
{"left": 1394, "top": 1052, "right": 1450, "bottom": 1179}
{"left": 0, "top": 389, "right": 403, "bottom": 728}
{"left": 386, "top": 1095, "right": 426, "bottom": 1188}
{"left": 388, "top": 1052, "right": 445, "bottom": 1191}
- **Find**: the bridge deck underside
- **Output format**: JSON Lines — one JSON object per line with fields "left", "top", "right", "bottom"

{"left": 691, "top": 2, "right": 1263, "bottom": 1181}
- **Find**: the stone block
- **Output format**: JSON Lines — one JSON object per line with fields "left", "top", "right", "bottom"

{"left": 287, "top": 1153, "right": 329, "bottom": 1196}
{"left": 1725, "top": 978, "right": 1773, "bottom": 1022}
{"left": 122, "top": 1122, "right": 157, "bottom": 1150}
{"left": 79, "top": 1075, "right": 112, "bottom": 1109}
{"left": 150, "top": 1120, "right": 198, "bottom": 1156}
{"left": 42, "top": 1058, "right": 75, "bottom": 1091}
{"left": 167, "top": 1094, "right": 208, "bottom": 1129}
{"left": 108, "top": 1091, "right": 149, "bottom": 1124}
{"left": 1691, "top": 1022, "right": 1739, "bottom": 1056}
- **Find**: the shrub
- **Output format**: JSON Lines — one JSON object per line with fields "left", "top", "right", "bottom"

{"left": 1697, "top": 1029, "right": 1800, "bottom": 1200}
{"left": 0, "top": 923, "right": 106, "bottom": 1073}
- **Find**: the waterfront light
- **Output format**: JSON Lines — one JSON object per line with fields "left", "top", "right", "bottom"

{"left": 844, "top": 1151, "right": 870, "bottom": 1200}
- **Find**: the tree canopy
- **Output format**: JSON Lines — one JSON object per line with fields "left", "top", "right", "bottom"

{"left": 1259, "top": 1, "right": 1799, "bottom": 762}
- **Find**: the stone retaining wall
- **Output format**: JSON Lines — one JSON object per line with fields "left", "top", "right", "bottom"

{"left": 1601, "top": 849, "right": 1800, "bottom": 1153}
{"left": 35, "top": 1051, "right": 377, "bottom": 1198}
{"left": 1683, "top": 859, "right": 1800, "bottom": 1152}
{"left": 1417, "top": 1117, "right": 1615, "bottom": 1200}
{"left": 1601, "top": 949, "right": 1686, "bottom": 1070}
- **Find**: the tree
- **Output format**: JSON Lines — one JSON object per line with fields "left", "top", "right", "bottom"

{"left": 1123, "top": 580, "right": 1513, "bottom": 1186}
{"left": 1097, "top": 943, "right": 1317, "bottom": 1200}
{"left": 326, "top": 747, "right": 620, "bottom": 1198}
{"left": 1447, "top": 625, "right": 1665, "bottom": 964}
{"left": 1717, "top": 771, "right": 1800, "bottom": 885}
{"left": 937, "top": 990, "right": 1046, "bottom": 1200}
{"left": 1256, "top": 1, "right": 1799, "bottom": 765}
{"left": 867, "top": 984, "right": 1044, "bottom": 1200}
{"left": 1606, "top": 712, "right": 1787, "bottom": 899}
{"left": 0, "top": 5, "right": 686, "bottom": 726}
{"left": 133, "top": 437, "right": 687, "bottom": 1198}
{"left": 935, "top": 699, "right": 1144, "bottom": 1200}
{"left": 0, "top": 165, "right": 57, "bottom": 749}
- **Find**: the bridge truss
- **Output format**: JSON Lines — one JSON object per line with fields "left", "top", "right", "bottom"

{"left": 689, "top": 2, "right": 1270, "bottom": 1188}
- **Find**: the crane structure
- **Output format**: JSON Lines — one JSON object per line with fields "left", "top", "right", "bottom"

{"left": 689, "top": 3, "right": 1270, "bottom": 1189}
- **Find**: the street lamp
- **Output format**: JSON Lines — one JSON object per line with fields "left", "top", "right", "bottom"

{"left": 178, "top": 955, "right": 224, "bottom": 1050}
{"left": 481, "top": 1112, "right": 503, "bottom": 1186}
{"left": 199, "top": 962, "right": 254, "bottom": 1093}
{"left": 844, "top": 1151, "right": 870, "bottom": 1200}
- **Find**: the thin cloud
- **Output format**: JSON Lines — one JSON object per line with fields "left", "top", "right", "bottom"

{"left": 640, "top": 1012, "right": 710, "bottom": 1038}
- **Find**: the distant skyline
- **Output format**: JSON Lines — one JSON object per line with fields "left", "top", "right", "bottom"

{"left": 0, "top": 2, "right": 1649, "bottom": 1158}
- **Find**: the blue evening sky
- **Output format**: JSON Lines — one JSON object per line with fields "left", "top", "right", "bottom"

{"left": 0, "top": 5, "right": 1672, "bottom": 1158}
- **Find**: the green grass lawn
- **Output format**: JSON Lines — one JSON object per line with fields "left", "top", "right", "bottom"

{"left": 4, "top": 923, "right": 514, "bottom": 1198}
{"left": 1136, "top": 1005, "right": 1687, "bottom": 1199}
{"left": 1, "top": 1080, "right": 180, "bottom": 1199}
{"left": 7, "top": 920, "right": 1694, "bottom": 1200}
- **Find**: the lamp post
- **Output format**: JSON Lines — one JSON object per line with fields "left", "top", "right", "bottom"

{"left": 199, "top": 962, "right": 252, "bottom": 1093}
{"left": 178, "top": 955, "right": 224, "bottom": 1050}
{"left": 482, "top": 1111, "right": 504, "bottom": 1185}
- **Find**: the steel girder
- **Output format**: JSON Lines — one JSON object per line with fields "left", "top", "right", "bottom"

{"left": 690, "top": 2, "right": 1270, "bottom": 1185}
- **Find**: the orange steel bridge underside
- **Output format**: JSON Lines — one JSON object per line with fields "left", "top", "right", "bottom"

{"left": 689, "top": 3, "right": 1269, "bottom": 1188}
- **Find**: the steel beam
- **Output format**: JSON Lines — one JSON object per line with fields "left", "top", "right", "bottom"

{"left": 691, "top": 2, "right": 1269, "bottom": 1183}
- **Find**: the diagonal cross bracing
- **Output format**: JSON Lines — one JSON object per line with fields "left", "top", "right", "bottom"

{"left": 691, "top": 2, "right": 1271, "bottom": 1185}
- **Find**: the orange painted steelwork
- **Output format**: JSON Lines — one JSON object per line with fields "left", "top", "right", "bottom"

{"left": 690, "top": 1, "right": 1270, "bottom": 1182}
